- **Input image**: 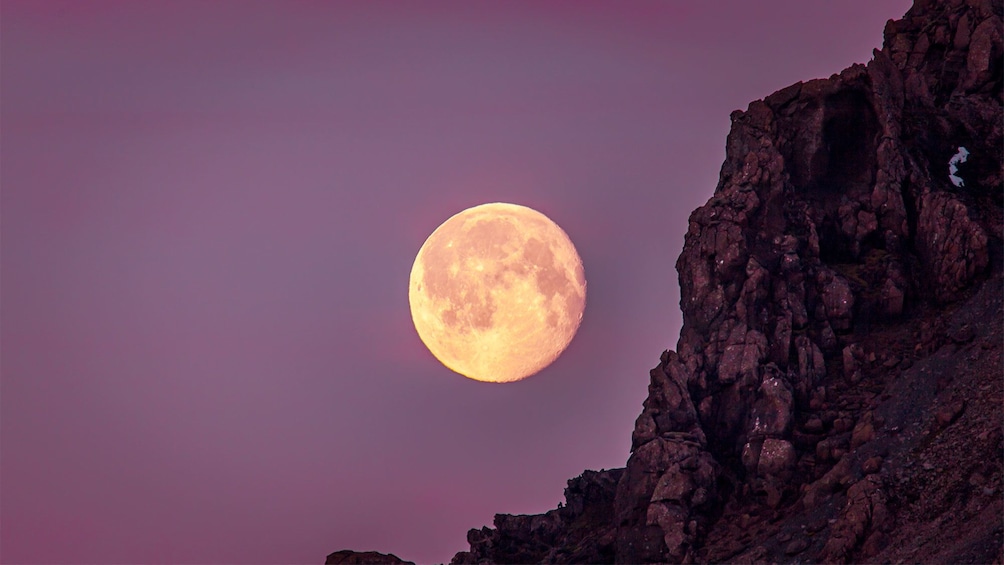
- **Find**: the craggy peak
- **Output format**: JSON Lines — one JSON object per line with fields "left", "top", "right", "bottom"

{"left": 333, "top": 0, "right": 1002, "bottom": 562}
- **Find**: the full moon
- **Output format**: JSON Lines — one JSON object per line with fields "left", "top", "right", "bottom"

{"left": 409, "top": 202, "right": 586, "bottom": 383}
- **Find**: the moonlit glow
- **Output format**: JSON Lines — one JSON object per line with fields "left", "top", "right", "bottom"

{"left": 409, "top": 203, "right": 586, "bottom": 383}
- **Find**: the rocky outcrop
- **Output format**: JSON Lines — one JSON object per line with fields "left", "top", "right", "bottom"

{"left": 613, "top": 352, "right": 720, "bottom": 563}
{"left": 338, "top": 1, "right": 1002, "bottom": 563}
{"left": 616, "top": 0, "right": 1002, "bottom": 561}
{"left": 451, "top": 469, "right": 623, "bottom": 564}
{"left": 324, "top": 550, "right": 414, "bottom": 565}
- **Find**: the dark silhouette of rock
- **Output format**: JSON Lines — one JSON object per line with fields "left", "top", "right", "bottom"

{"left": 451, "top": 469, "right": 623, "bottom": 564}
{"left": 334, "top": 0, "right": 1003, "bottom": 562}
{"left": 325, "top": 550, "right": 414, "bottom": 565}
{"left": 613, "top": 0, "right": 1001, "bottom": 560}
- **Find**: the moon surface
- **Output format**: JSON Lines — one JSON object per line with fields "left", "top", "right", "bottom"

{"left": 409, "top": 203, "right": 586, "bottom": 383}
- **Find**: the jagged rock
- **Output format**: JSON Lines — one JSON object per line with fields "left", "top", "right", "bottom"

{"left": 960, "top": 13, "right": 1003, "bottom": 92}
{"left": 792, "top": 336, "right": 826, "bottom": 403}
{"left": 742, "top": 374, "right": 796, "bottom": 486}
{"left": 917, "top": 192, "right": 989, "bottom": 302}
{"left": 850, "top": 420, "right": 875, "bottom": 449}
{"left": 803, "top": 456, "right": 855, "bottom": 510}
{"left": 879, "top": 276, "right": 906, "bottom": 317}
{"left": 819, "top": 268, "right": 855, "bottom": 332}
{"left": 325, "top": 551, "right": 414, "bottom": 565}
{"left": 616, "top": 352, "right": 718, "bottom": 564}
{"left": 935, "top": 399, "right": 967, "bottom": 427}
{"left": 450, "top": 469, "right": 624, "bottom": 565}
{"left": 784, "top": 538, "right": 810, "bottom": 555}
{"left": 833, "top": 416, "right": 854, "bottom": 434}
{"left": 612, "top": 0, "right": 1001, "bottom": 558}
{"left": 842, "top": 343, "right": 865, "bottom": 384}
{"left": 862, "top": 455, "right": 884, "bottom": 475}
{"left": 750, "top": 373, "right": 795, "bottom": 439}
{"left": 816, "top": 434, "right": 850, "bottom": 463}
{"left": 804, "top": 416, "right": 824, "bottom": 433}
{"left": 756, "top": 438, "right": 797, "bottom": 481}
{"left": 820, "top": 475, "right": 890, "bottom": 563}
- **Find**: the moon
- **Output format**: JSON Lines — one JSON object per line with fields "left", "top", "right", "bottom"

{"left": 409, "top": 202, "right": 586, "bottom": 383}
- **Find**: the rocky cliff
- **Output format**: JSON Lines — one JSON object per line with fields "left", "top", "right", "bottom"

{"left": 327, "top": 0, "right": 1001, "bottom": 562}
{"left": 447, "top": 0, "right": 1003, "bottom": 563}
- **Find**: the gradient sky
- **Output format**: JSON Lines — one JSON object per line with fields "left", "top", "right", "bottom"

{"left": 2, "top": 2, "right": 913, "bottom": 563}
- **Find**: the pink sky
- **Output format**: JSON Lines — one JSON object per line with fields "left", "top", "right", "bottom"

{"left": 2, "top": 2, "right": 912, "bottom": 563}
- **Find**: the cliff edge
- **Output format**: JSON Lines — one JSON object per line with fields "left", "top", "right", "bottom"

{"left": 449, "top": 0, "right": 1003, "bottom": 563}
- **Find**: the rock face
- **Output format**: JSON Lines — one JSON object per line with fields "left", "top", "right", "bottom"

{"left": 617, "top": 0, "right": 1002, "bottom": 561}
{"left": 444, "top": 1, "right": 1003, "bottom": 563}
{"left": 452, "top": 469, "right": 623, "bottom": 564}
{"left": 336, "top": 1, "right": 1003, "bottom": 563}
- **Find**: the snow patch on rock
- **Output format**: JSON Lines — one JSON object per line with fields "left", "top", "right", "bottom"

{"left": 949, "top": 146, "right": 970, "bottom": 187}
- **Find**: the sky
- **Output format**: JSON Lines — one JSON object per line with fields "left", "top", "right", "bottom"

{"left": 2, "top": 1, "right": 913, "bottom": 563}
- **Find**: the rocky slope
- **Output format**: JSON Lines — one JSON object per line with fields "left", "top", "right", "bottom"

{"left": 447, "top": 0, "right": 1003, "bottom": 563}
{"left": 329, "top": 0, "right": 1002, "bottom": 562}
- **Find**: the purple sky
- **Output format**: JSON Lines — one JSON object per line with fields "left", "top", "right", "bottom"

{"left": 2, "top": 2, "right": 912, "bottom": 563}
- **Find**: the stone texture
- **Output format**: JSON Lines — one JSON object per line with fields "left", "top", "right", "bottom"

{"left": 917, "top": 191, "right": 989, "bottom": 302}
{"left": 450, "top": 469, "right": 624, "bottom": 565}
{"left": 756, "top": 438, "right": 797, "bottom": 481}
{"left": 935, "top": 399, "right": 967, "bottom": 427}
{"left": 613, "top": 0, "right": 1001, "bottom": 558}
{"left": 617, "top": 1, "right": 998, "bottom": 560}
{"left": 862, "top": 455, "right": 884, "bottom": 475}
{"left": 820, "top": 475, "right": 890, "bottom": 563}
{"left": 615, "top": 352, "right": 718, "bottom": 564}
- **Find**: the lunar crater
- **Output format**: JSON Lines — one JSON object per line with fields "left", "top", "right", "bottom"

{"left": 409, "top": 202, "right": 585, "bottom": 383}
